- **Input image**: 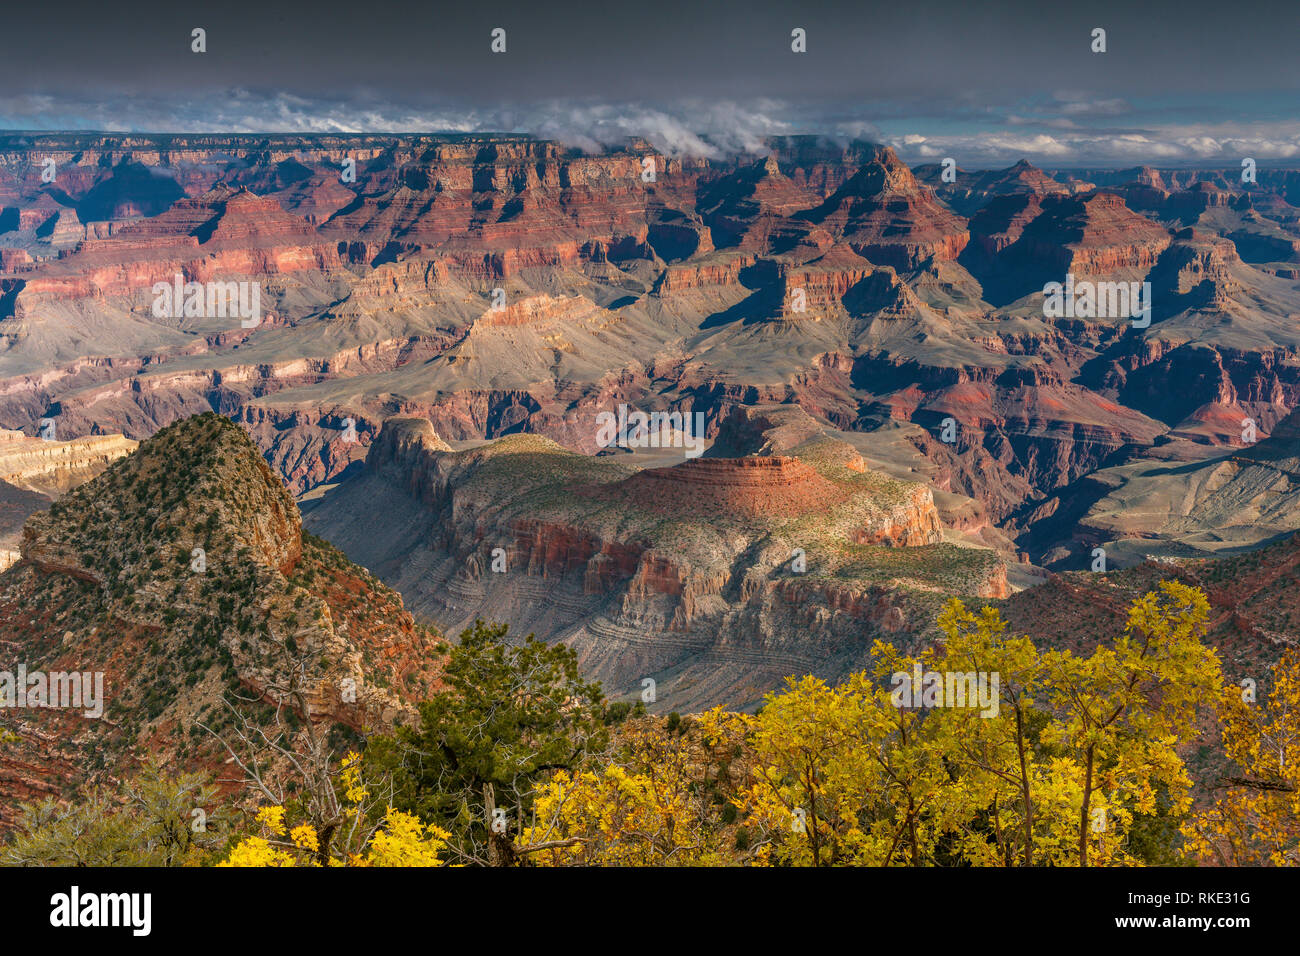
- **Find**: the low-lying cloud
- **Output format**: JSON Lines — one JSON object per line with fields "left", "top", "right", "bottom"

{"left": 1, "top": 89, "right": 1297, "bottom": 168}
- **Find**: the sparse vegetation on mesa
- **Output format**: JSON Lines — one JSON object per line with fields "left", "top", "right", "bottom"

{"left": 816, "top": 541, "right": 1005, "bottom": 594}
{"left": 429, "top": 425, "right": 990, "bottom": 595}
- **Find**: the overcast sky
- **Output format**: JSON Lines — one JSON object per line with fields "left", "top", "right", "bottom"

{"left": 2, "top": 0, "right": 1297, "bottom": 166}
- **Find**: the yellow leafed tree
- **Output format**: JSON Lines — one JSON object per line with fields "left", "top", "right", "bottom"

{"left": 219, "top": 752, "right": 450, "bottom": 867}
{"left": 1184, "top": 649, "right": 1300, "bottom": 865}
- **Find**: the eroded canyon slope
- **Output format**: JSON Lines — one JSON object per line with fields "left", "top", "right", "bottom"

{"left": 3, "top": 132, "right": 1300, "bottom": 698}
{"left": 1000, "top": 531, "right": 1300, "bottom": 685}
{"left": 0, "top": 413, "right": 441, "bottom": 827}
{"left": 304, "top": 406, "right": 1005, "bottom": 710}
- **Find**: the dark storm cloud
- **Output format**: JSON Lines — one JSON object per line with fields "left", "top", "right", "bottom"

{"left": 1, "top": 0, "right": 1298, "bottom": 165}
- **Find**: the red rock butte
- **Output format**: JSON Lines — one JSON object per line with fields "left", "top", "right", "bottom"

{"left": 614, "top": 455, "right": 846, "bottom": 519}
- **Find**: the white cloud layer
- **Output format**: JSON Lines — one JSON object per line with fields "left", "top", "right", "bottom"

{"left": 1, "top": 90, "right": 1298, "bottom": 167}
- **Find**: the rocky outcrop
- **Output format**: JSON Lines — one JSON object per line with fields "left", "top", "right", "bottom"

{"left": 807, "top": 147, "right": 970, "bottom": 269}
{"left": 921, "top": 159, "right": 1073, "bottom": 217}
{"left": 656, "top": 251, "right": 758, "bottom": 293}
{"left": 1011, "top": 191, "right": 1172, "bottom": 276}
{"left": 968, "top": 193, "right": 1046, "bottom": 256}
{"left": 470, "top": 292, "right": 605, "bottom": 330}
{"left": 0, "top": 412, "right": 442, "bottom": 828}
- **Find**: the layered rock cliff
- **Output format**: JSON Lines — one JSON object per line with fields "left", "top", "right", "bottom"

{"left": 305, "top": 410, "right": 1006, "bottom": 711}
{"left": 0, "top": 429, "right": 137, "bottom": 570}
{"left": 0, "top": 429, "right": 137, "bottom": 496}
